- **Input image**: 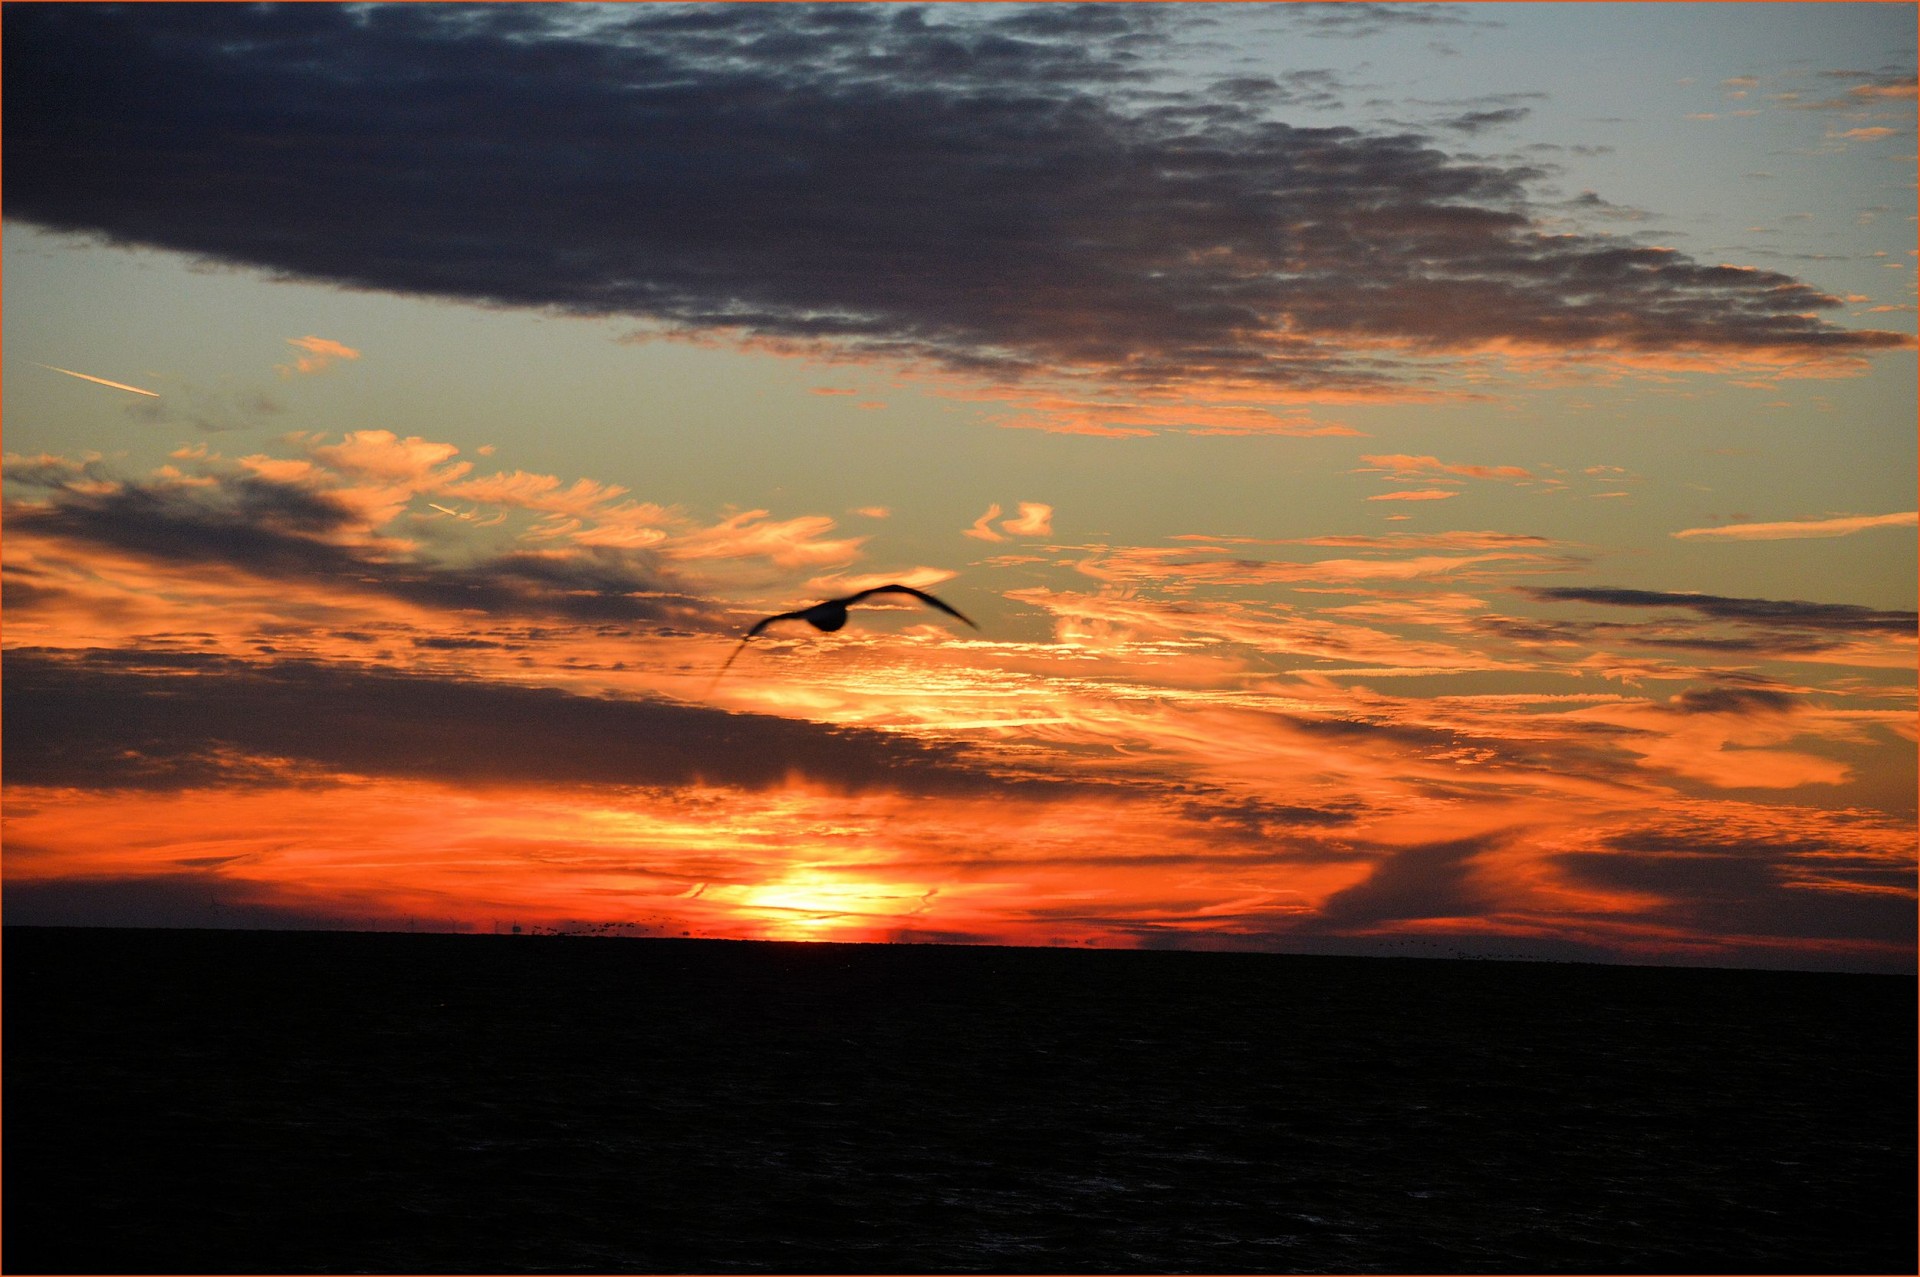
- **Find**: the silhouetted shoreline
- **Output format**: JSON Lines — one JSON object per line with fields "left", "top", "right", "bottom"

{"left": 6, "top": 926, "right": 1914, "bottom": 1274}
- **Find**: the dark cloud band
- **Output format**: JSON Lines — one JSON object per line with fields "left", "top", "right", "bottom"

{"left": 1, "top": 647, "right": 1049, "bottom": 797}
{"left": 4, "top": 4, "right": 1903, "bottom": 398}
{"left": 1523, "top": 587, "right": 1918, "bottom": 634}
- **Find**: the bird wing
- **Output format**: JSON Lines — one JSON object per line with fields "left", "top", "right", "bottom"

{"left": 743, "top": 608, "right": 813, "bottom": 639}
{"left": 714, "top": 636, "right": 755, "bottom": 680}
{"left": 711, "top": 609, "right": 813, "bottom": 683}
{"left": 843, "top": 585, "right": 978, "bottom": 628}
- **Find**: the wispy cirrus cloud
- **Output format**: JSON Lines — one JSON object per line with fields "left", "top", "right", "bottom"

{"left": 1777, "top": 66, "right": 1920, "bottom": 112}
{"left": 664, "top": 510, "right": 865, "bottom": 572}
{"left": 1000, "top": 503, "right": 1055, "bottom": 538}
{"left": 1358, "top": 453, "right": 1535, "bottom": 481}
{"left": 1367, "top": 489, "right": 1459, "bottom": 502}
{"left": 4, "top": 465, "right": 713, "bottom": 628}
{"left": 975, "top": 388, "right": 1369, "bottom": 438}
{"left": 1831, "top": 126, "right": 1898, "bottom": 142}
{"left": 276, "top": 335, "right": 361, "bottom": 377}
{"left": 1356, "top": 453, "right": 1540, "bottom": 503}
{"left": 1009, "top": 586, "right": 1523, "bottom": 675}
{"left": 1559, "top": 692, "right": 1854, "bottom": 791}
{"left": 965, "top": 502, "right": 1055, "bottom": 543}
{"left": 1074, "top": 543, "right": 1567, "bottom": 589}
{"left": 6, "top": 458, "right": 1912, "bottom": 967}
{"left": 964, "top": 504, "right": 1009, "bottom": 543}
{"left": 1673, "top": 512, "right": 1918, "bottom": 541}
{"left": 1175, "top": 530, "right": 1554, "bottom": 551}
{"left": 0, "top": 435, "right": 897, "bottom": 637}
{"left": 4, "top": 1, "right": 1905, "bottom": 436}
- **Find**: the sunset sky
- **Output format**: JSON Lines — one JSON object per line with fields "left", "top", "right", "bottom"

{"left": 4, "top": 2, "right": 1915, "bottom": 972}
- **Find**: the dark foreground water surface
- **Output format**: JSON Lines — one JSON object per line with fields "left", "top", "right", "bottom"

{"left": 5, "top": 927, "right": 1913, "bottom": 1274}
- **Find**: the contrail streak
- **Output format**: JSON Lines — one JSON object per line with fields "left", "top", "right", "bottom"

{"left": 37, "top": 363, "right": 160, "bottom": 397}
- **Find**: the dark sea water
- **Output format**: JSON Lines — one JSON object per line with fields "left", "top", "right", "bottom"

{"left": 4, "top": 927, "right": 1913, "bottom": 1275}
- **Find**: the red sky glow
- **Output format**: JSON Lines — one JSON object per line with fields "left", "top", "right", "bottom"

{"left": 4, "top": 2, "right": 1914, "bottom": 971}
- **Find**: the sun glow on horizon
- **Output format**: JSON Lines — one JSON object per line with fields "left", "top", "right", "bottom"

{"left": 3, "top": 3, "right": 1914, "bottom": 972}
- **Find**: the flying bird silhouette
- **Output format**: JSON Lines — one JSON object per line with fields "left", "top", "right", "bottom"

{"left": 716, "top": 585, "right": 978, "bottom": 679}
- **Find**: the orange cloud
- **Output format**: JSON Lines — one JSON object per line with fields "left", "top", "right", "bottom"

{"left": 963, "top": 503, "right": 1006, "bottom": 542}
{"left": 963, "top": 501, "right": 1056, "bottom": 542}
{"left": 8, "top": 428, "right": 1913, "bottom": 971}
{"left": 1559, "top": 694, "right": 1855, "bottom": 790}
{"left": 1359, "top": 453, "right": 1535, "bottom": 481}
{"left": 277, "top": 335, "right": 361, "bottom": 376}
{"left": 1367, "top": 489, "right": 1459, "bottom": 502}
{"left": 664, "top": 510, "right": 865, "bottom": 570}
{"left": 306, "top": 430, "right": 461, "bottom": 481}
{"left": 1010, "top": 587, "right": 1524, "bottom": 676}
{"left": 803, "top": 565, "right": 958, "bottom": 598}
{"left": 1673, "top": 512, "right": 1917, "bottom": 541}
{"left": 1174, "top": 531, "right": 1554, "bottom": 553}
{"left": 1001, "top": 502, "right": 1054, "bottom": 538}
{"left": 923, "top": 377, "right": 1380, "bottom": 438}
{"left": 1073, "top": 544, "right": 1567, "bottom": 588}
